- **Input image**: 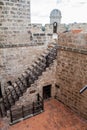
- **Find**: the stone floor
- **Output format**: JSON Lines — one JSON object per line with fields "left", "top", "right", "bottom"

{"left": 0, "top": 98, "right": 87, "bottom": 130}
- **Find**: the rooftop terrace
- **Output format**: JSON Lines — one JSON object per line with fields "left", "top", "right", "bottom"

{"left": 0, "top": 98, "right": 87, "bottom": 130}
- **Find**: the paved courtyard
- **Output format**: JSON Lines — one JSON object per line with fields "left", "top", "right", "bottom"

{"left": 0, "top": 98, "right": 87, "bottom": 130}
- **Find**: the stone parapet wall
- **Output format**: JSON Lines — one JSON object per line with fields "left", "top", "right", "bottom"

{"left": 31, "top": 23, "right": 87, "bottom": 34}
{"left": 58, "top": 23, "right": 87, "bottom": 33}
{"left": 58, "top": 32, "right": 87, "bottom": 49}
{"left": 45, "top": 24, "right": 53, "bottom": 33}
{"left": 29, "top": 24, "right": 43, "bottom": 33}
{"left": 0, "top": 46, "right": 46, "bottom": 91}
{"left": 28, "top": 24, "right": 53, "bottom": 45}
{"left": 68, "top": 23, "right": 87, "bottom": 32}
{"left": 29, "top": 24, "right": 65, "bottom": 34}
{"left": 32, "top": 33, "right": 53, "bottom": 46}
{"left": 56, "top": 32, "right": 87, "bottom": 119}
{"left": 58, "top": 45, "right": 87, "bottom": 55}
{"left": 0, "top": 0, "right": 31, "bottom": 45}
{"left": 28, "top": 23, "right": 87, "bottom": 36}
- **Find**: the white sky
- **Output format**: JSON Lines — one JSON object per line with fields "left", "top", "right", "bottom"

{"left": 31, "top": 0, "right": 87, "bottom": 25}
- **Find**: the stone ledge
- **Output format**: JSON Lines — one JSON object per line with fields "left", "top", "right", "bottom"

{"left": 58, "top": 45, "right": 87, "bottom": 55}
{"left": 0, "top": 43, "right": 44, "bottom": 49}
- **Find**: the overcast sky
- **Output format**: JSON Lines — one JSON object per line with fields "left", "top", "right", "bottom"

{"left": 31, "top": 0, "right": 87, "bottom": 25}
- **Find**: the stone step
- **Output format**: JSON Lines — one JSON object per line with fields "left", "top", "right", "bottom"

{"left": 1, "top": 45, "right": 57, "bottom": 115}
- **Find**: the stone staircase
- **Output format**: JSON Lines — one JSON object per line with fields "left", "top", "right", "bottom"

{"left": 0, "top": 43, "right": 58, "bottom": 117}
{"left": 12, "top": 59, "right": 56, "bottom": 108}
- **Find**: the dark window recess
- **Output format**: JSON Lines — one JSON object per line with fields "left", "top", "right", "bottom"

{"left": 40, "top": 34, "right": 45, "bottom": 36}
{"left": 30, "top": 36, "right": 33, "bottom": 40}
{"left": 7, "top": 81, "right": 12, "bottom": 86}
{"left": 0, "top": 2, "right": 4, "bottom": 5}
{"left": 33, "top": 34, "right": 39, "bottom": 36}
{"left": 30, "top": 90, "right": 36, "bottom": 94}
{"left": 53, "top": 22, "right": 57, "bottom": 33}
{"left": 0, "top": 83, "right": 2, "bottom": 98}
{"left": 27, "top": 31, "right": 32, "bottom": 34}
{"left": 43, "top": 85, "right": 51, "bottom": 100}
{"left": 47, "top": 34, "right": 52, "bottom": 36}
{"left": 55, "top": 84, "right": 60, "bottom": 88}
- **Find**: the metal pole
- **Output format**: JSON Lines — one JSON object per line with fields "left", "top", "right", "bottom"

{"left": 80, "top": 85, "right": 87, "bottom": 94}
{"left": 0, "top": 82, "right": 2, "bottom": 98}
{"left": 22, "top": 105, "right": 24, "bottom": 118}
{"left": 32, "top": 102, "right": 34, "bottom": 115}
{"left": 10, "top": 108, "right": 13, "bottom": 123}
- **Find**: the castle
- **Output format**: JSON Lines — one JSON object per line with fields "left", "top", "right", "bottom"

{"left": 0, "top": 0, "right": 87, "bottom": 125}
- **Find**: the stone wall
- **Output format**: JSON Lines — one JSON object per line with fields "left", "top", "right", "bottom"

{"left": 68, "top": 23, "right": 87, "bottom": 32}
{"left": 28, "top": 23, "right": 87, "bottom": 36}
{"left": 28, "top": 24, "right": 53, "bottom": 45}
{"left": 0, "top": 0, "right": 31, "bottom": 46}
{"left": 56, "top": 32, "right": 87, "bottom": 119}
{"left": 58, "top": 32, "right": 87, "bottom": 49}
{"left": 12, "top": 60, "right": 57, "bottom": 107}
{"left": 0, "top": 45, "right": 46, "bottom": 91}
{"left": 58, "top": 23, "right": 87, "bottom": 32}
{"left": 32, "top": 33, "right": 53, "bottom": 46}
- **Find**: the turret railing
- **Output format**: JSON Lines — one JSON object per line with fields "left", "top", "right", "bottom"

{"left": 9, "top": 94, "right": 44, "bottom": 125}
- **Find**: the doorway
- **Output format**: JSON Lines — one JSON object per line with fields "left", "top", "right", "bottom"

{"left": 43, "top": 85, "right": 51, "bottom": 100}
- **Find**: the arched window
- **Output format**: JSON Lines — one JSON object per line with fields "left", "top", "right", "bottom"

{"left": 53, "top": 22, "right": 57, "bottom": 33}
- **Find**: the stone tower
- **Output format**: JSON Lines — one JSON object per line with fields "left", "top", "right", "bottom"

{"left": 0, "top": 0, "right": 31, "bottom": 90}
{"left": 0, "top": 0, "right": 31, "bottom": 46}
{"left": 50, "top": 9, "right": 62, "bottom": 25}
